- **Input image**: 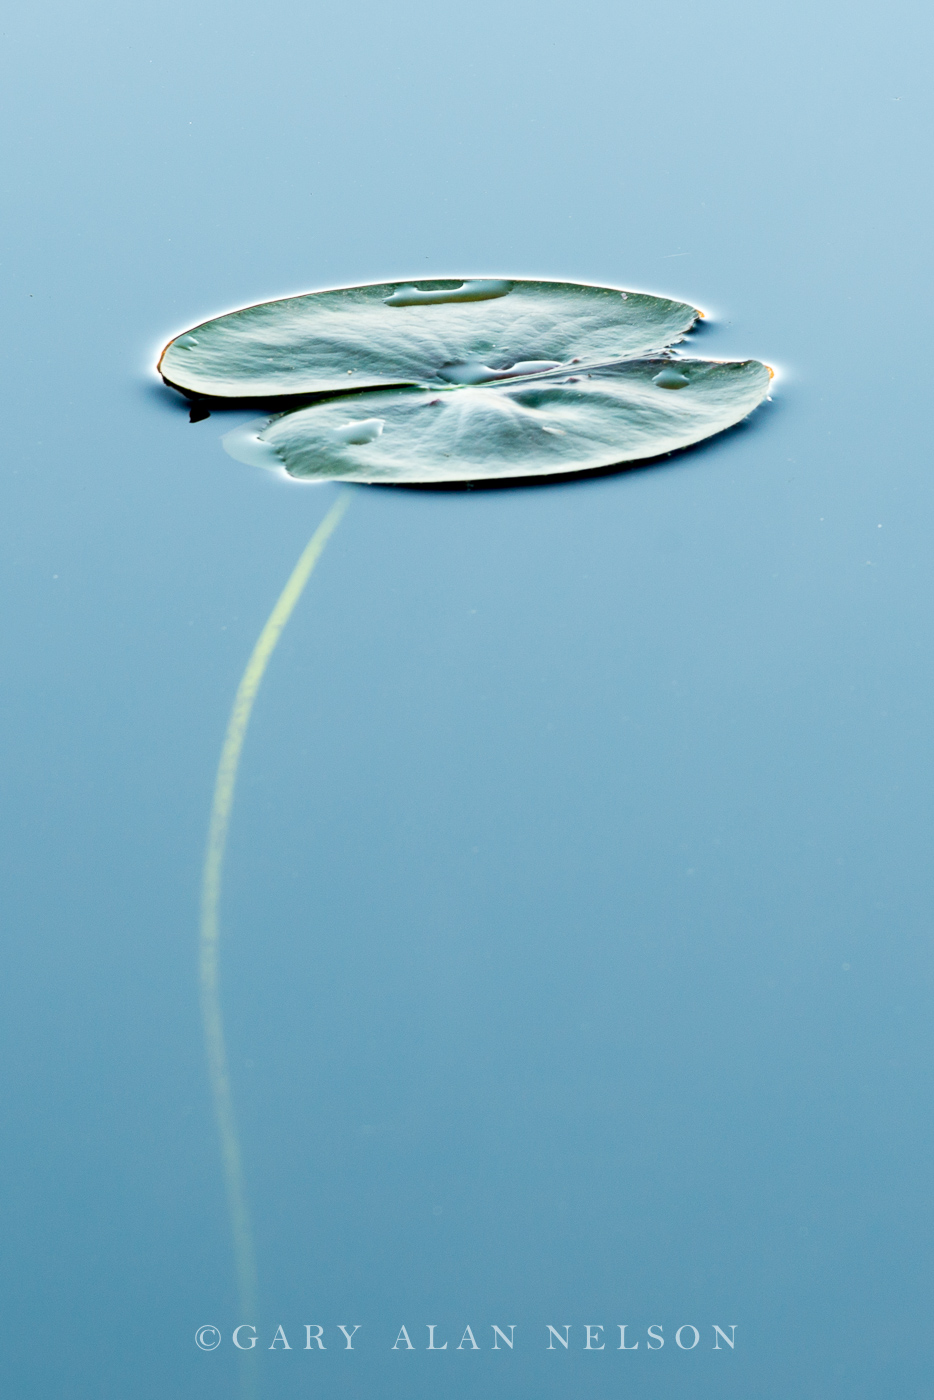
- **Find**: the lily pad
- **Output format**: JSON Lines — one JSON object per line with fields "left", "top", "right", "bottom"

{"left": 159, "top": 278, "right": 700, "bottom": 399}
{"left": 222, "top": 357, "right": 771, "bottom": 485}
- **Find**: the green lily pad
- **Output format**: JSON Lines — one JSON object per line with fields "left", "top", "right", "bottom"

{"left": 159, "top": 278, "right": 700, "bottom": 399}
{"left": 222, "top": 357, "right": 772, "bottom": 485}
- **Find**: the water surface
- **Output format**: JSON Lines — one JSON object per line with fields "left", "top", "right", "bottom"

{"left": 1, "top": 2, "right": 933, "bottom": 1397}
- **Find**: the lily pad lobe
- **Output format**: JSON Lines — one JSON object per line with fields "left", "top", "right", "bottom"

{"left": 222, "top": 357, "right": 771, "bottom": 485}
{"left": 159, "top": 278, "right": 701, "bottom": 400}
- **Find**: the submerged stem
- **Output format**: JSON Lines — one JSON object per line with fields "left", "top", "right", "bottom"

{"left": 199, "top": 491, "right": 351, "bottom": 1329}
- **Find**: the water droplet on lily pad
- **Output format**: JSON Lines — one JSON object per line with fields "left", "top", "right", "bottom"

{"left": 332, "top": 418, "right": 384, "bottom": 446}
{"left": 383, "top": 279, "right": 513, "bottom": 306}
{"left": 653, "top": 368, "right": 691, "bottom": 389}
{"left": 438, "top": 358, "right": 563, "bottom": 385}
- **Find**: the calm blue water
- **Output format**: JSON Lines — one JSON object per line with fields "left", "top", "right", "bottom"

{"left": 2, "top": 2, "right": 933, "bottom": 1397}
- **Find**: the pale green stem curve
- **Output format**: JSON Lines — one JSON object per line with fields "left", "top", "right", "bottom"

{"left": 199, "top": 492, "right": 351, "bottom": 1322}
